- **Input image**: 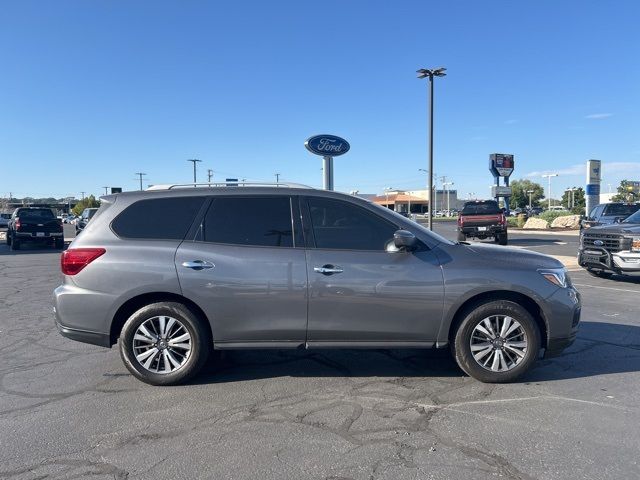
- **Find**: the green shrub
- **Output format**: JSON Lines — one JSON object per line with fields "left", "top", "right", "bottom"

{"left": 539, "top": 211, "right": 574, "bottom": 224}
{"left": 507, "top": 217, "right": 519, "bottom": 228}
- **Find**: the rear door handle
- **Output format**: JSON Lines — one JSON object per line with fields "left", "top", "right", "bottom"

{"left": 313, "top": 264, "right": 344, "bottom": 275}
{"left": 181, "top": 260, "right": 215, "bottom": 270}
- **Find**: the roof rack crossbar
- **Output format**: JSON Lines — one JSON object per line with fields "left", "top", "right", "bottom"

{"left": 146, "top": 182, "right": 313, "bottom": 191}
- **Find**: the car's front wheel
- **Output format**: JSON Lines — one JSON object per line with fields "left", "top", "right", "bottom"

{"left": 119, "top": 302, "right": 211, "bottom": 386}
{"left": 453, "top": 300, "right": 540, "bottom": 383}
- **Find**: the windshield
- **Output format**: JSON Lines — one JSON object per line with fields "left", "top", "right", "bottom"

{"left": 622, "top": 209, "right": 640, "bottom": 224}
{"left": 461, "top": 202, "right": 501, "bottom": 215}
{"left": 18, "top": 209, "right": 55, "bottom": 220}
{"left": 604, "top": 204, "right": 640, "bottom": 217}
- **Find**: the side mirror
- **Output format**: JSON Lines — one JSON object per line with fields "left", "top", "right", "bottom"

{"left": 393, "top": 230, "right": 418, "bottom": 251}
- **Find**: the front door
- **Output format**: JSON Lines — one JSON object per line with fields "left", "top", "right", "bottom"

{"left": 175, "top": 195, "right": 307, "bottom": 347}
{"left": 302, "top": 196, "right": 444, "bottom": 346}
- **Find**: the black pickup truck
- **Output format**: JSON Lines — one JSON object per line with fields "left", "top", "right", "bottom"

{"left": 457, "top": 200, "right": 508, "bottom": 245}
{"left": 6, "top": 207, "right": 64, "bottom": 250}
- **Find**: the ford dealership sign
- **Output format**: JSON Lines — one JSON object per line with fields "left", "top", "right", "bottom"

{"left": 305, "top": 135, "right": 350, "bottom": 157}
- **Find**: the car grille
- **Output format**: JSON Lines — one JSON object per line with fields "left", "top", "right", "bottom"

{"left": 582, "top": 232, "right": 630, "bottom": 253}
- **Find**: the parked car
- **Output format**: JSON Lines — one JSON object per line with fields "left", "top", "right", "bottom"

{"left": 578, "top": 208, "right": 640, "bottom": 277}
{"left": 581, "top": 202, "right": 640, "bottom": 230}
{"left": 55, "top": 184, "right": 580, "bottom": 386}
{"left": 457, "top": 200, "right": 508, "bottom": 245}
{"left": 527, "top": 207, "right": 543, "bottom": 216}
{"left": 0, "top": 213, "right": 11, "bottom": 228}
{"left": 76, "top": 207, "right": 99, "bottom": 232}
{"left": 6, "top": 207, "right": 64, "bottom": 250}
{"left": 547, "top": 206, "right": 568, "bottom": 212}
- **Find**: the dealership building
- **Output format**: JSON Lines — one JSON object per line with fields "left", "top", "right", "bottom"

{"left": 370, "top": 189, "right": 466, "bottom": 214}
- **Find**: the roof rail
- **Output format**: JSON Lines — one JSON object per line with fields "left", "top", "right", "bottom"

{"left": 146, "top": 182, "right": 314, "bottom": 191}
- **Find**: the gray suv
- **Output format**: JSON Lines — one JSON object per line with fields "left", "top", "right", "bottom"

{"left": 54, "top": 184, "right": 581, "bottom": 385}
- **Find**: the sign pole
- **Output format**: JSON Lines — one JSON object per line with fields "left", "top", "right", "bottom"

{"left": 323, "top": 156, "right": 334, "bottom": 191}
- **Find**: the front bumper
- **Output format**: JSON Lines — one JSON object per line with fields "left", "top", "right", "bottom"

{"left": 578, "top": 247, "right": 640, "bottom": 274}
{"left": 542, "top": 286, "right": 581, "bottom": 358}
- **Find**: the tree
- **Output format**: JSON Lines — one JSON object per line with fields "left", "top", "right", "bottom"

{"left": 509, "top": 179, "right": 545, "bottom": 209}
{"left": 72, "top": 195, "right": 100, "bottom": 216}
{"left": 561, "top": 187, "right": 586, "bottom": 214}
{"left": 611, "top": 180, "right": 639, "bottom": 203}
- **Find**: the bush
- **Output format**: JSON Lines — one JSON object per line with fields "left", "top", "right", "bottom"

{"left": 539, "top": 211, "right": 574, "bottom": 224}
{"left": 507, "top": 217, "right": 519, "bottom": 228}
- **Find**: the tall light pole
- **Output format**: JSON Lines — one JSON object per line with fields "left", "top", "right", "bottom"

{"left": 187, "top": 159, "right": 202, "bottom": 184}
{"left": 135, "top": 173, "right": 147, "bottom": 191}
{"left": 275, "top": 173, "right": 281, "bottom": 184}
{"left": 542, "top": 173, "right": 558, "bottom": 209}
{"left": 207, "top": 169, "right": 214, "bottom": 184}
{"left": 384, "top": 187, "right": 393, "bottom": 210}
{"left": 102, "top": 186, "right": 109, "bottom": 195}
{"left": 526, "top": 189, "right": 534, "bottom": 209}
{"left": 417, "top": 66, "right": 447, "bottom": 230}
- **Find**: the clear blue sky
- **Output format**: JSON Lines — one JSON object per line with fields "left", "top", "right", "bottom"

{"left": 2, "top": 0, "right": 639, "bottom": 200}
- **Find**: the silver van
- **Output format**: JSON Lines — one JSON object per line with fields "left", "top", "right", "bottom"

{"left": 54, "top": 183, "right": 580, "bottom": 385}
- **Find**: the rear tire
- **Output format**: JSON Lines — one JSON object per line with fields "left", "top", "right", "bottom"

{"left": 498, "top": 233, "right": 508, "bottom": 246}
{"left": 10, "top": 236, "right": 20, "bottom": 250}
{"left": 453, "top": 300, "right": 540, "bottom": 383}
{"left": 6, "top": 233, "right": 10, "bottom": 245}
{"left": 119, "top": 302, "right": 211, "bottom": 386}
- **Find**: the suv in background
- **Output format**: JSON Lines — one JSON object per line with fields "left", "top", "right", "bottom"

{"left": 6, "top": 207, "right": 64, "bottom": 250}
{"left": 76, "top": 207, "right": 99, "bottom": 232}
{"left": 578, "top": 208, "right": 640, "bottom": 277}
{"left": 0, "top": 212, "right": 11, "bottom": 228}
{"left": 581, "top": 202, "right": 640, "bottom": 230}
{"left": 457, "top": 200, "right": 508, "bottom": 245}
{"left": 55, "top": 184, "right": 580, "bottom": 386}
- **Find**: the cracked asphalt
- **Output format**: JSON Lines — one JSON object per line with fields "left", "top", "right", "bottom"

{"left": 1, "top": 229, "right": 639, "bottom": 479}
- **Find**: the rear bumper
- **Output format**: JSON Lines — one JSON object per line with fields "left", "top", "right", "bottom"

{"left": 55, "top": 316, "right": 111, "bottom": 348}
{"left": 15, "top": 231, "right": 63, "bottom": 239}
{"left": 459, "top": 226, "right": 506, "bottom": 237}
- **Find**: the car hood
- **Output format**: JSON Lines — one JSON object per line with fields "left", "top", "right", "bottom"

{"left": 461, "top": 242, "right": 564, "bottom": 269}
{"left": 586, "top": 223, "right": 640, "bottom": 234}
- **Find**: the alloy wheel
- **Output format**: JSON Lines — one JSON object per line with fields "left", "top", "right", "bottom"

{"left": 470, "top": 315, "right": 528, "bottom": 372}
{"left": 132, "top": 316, "right": 192, "bottom": 374}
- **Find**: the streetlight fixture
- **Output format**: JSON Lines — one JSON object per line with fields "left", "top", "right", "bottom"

{"left": 187, "top": 159, "right": 202, "bottom": 184}
{"left": 526, "top": 189, "right": 534, "bottom": 209}
{"left": 542, "top": 173, "right": 559, "bottom": 209}
{"left": 417, "top": 66, "right": 447, "bottom": 230}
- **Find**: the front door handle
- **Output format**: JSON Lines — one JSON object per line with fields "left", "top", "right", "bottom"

{"left": 181, "top": 260, "right": 215, "bottom": 271}
{"left": 313, "top": 264, "right": 344, "bottom": 275}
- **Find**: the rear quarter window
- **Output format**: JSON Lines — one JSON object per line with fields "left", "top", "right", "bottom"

{"left": 112, "top": 197, "right": 206, "bottom": 240}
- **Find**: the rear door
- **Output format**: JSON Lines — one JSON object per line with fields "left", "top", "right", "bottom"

{"left": 302, "top": 196, "right": 444, "bottom": 345}
{"left": 175, "top": 195, "right": 308, "bottom": 347}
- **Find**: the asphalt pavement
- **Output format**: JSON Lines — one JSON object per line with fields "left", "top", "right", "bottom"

{"left": 0, "top": 226, "right": 639, "bottom": 479}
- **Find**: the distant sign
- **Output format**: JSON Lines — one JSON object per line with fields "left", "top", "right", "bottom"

{"left": 490, "top": 153, "right": 514, "bottom": 177}
{"left": 586, "top": 159, "right": 601, "bottom": 184}
{"left": 225, "top": 178, "right": 239, "bottom": 186}
{"left": 491, "top": 185, "right": 512, "bottom": 197}
{"left": 586, "top": 184, "right": 600, "bottom": 196}
{"left": 110, "top": 187, "right": 122, "bottom": 194}
{"left": 305, "top": 135, "right": 350, "bottom": 157}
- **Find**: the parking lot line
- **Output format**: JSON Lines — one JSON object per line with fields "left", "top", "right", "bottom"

{"left": 573, "top": 283, "right": 640, "bottom": 294}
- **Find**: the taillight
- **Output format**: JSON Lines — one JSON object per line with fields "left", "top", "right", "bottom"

{"left": 458, "top": 216, "right": 464, "bottom": 227}
{"left": 61, "top": 248, "right": 106, "bottom": 275}
{"left": 15, "top": 218, "right": 21, "bottom": 230}
{"left": 499, "top": 214, "right": 506, "bottom": 225}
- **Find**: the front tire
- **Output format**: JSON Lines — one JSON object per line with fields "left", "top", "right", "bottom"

{"left": 453, "top": 300, "right": 540, "bottom": 383}
{"left": 119, "top": 302, "right": 211, "bottom": 386}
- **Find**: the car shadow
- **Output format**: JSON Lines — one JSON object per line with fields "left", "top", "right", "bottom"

{"left": 189, "top": 321, "right": 640, "bottom": 385}
{"left": 0, "top": 243, "right": 69, "bottom": 256}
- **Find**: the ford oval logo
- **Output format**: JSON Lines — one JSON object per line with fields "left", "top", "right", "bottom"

{"left": 305, "top": 134, "right": 350, "bottom": 157}
{"left": 593, "top": 240, "right": 604, "bottom": 246}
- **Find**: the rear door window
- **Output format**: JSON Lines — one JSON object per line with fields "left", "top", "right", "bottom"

{"left": 461, "top": 202, "right": 501, "bottom": 215}
{"left": 112, "top": 197, "right": 206, "bottom": 240}
{"left": 202, "top": 196, "right": 294, "bottom": 247}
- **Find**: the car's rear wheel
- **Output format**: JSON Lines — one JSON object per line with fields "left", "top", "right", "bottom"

{"left": 5, "top": 233, "right": 10, "bottom": 245}
{"left": 10, "top": 236, "right": 20, "bottom": 250}
{"left": 119, "top": 302, "right": 211, "bottom": 386}
{"left": 453, "top": 300, "right": 540, "bottom": 383}
{"left": 497, "top": 233, "right": 508, "bottom": 245}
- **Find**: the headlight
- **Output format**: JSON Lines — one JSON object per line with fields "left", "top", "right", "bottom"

{"left": 538, "top": 268, "right": 570, "bottom": 288}
{"left": 630, "top": 236, "right": 640, "bottom": 252}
